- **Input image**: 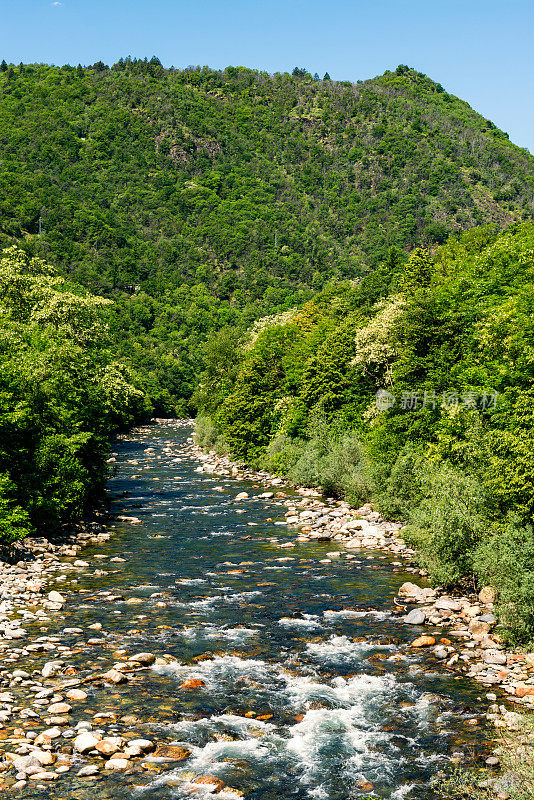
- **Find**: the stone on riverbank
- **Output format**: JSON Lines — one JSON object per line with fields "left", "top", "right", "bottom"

{"left": 403, "top": 609, "right": 426, "bottom": 624}
{"left": 411, "top": 636, "right": 436, "bottom": 648}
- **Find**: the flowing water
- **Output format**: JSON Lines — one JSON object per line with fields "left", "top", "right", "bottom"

{"left": 14, "top": 421, "right": 493, "bottom": 799}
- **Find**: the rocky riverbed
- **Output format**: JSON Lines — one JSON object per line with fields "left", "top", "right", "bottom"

{"left": 190, "top": 441, "right": 534, "bottom": 751}
{"left": 0, "top": 419, "right": 527, "bottom": 798}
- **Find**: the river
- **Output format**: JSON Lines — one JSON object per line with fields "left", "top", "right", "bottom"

{"left": 11, "top": 420, "right": 492, "bottom": 799}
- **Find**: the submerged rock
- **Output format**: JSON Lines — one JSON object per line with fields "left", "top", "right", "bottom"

{"left": 180, "top": 678, "right": 206, "bottom": 690}
{"left": 153, "top": 745, "right": 191, "bottom": 760}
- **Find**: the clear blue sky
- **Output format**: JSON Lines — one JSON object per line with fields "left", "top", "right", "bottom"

{"left": 3, "top": 0, "right": 534, "bottom": 151}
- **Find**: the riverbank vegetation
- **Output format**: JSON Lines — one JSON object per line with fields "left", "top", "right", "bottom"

{"left": 439, "top": 713, "right": 534, "bottom": 799}
{"left": 197, "top": 223, "right": 534, "bottom": 642}
{"left": 0, "top": 246, "right": 149, "bottom": 546}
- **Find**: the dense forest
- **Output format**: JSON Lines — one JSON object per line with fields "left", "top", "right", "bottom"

{"left": 2, "top": 59, "right": 534, "bottom": 639}
{"left": 198, "top": 222, "right": 534, "bottom": 641}
{"left": 1, "top": 59, "right": 534, "bottom": 412}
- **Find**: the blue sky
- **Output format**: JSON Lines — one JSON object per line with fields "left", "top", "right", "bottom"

{"left": 3, "top": 0, "right": 533, "bottom": 151}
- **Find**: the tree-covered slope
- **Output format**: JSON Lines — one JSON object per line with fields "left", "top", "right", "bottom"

{"left": 202, "top": 222, "right": 534, "bottom": 640}
{"left": 0, "top": 246, "right": 148, "bottom": 546}
{"left": 1, "top": 59, "right": 534, "bottom": 411}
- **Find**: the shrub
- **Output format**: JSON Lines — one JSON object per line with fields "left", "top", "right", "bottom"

{"left": 0, "top": 475, "right": 32, "bottom": 546}
{"left": 262, "top": 433, "right": 305, "bottom": 475}
{"left": 288, "top": 423, "right": 370, "bottom": 502}
{"left": 403, "top": 462, "right": 488, "bottom": 586}
{"left": 474, "top": 516, "right": 534, "bottom": 643}
{"left": 376, "top": 443, "right": 424, "bottom": 521}
{"left": 194, "top": 415, "right": 220, "bottom": 449}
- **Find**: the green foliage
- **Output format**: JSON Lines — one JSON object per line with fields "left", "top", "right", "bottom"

{"left": 474, "top": 516, "right": 534, "bottom": 643}
{"left": 0, "top": 474, "right": 32, "bottom": 546}
{"left": 375, "top": 443, "right": 423, "bottom": 520}
{"left": 0, "top": 246, "right": 148, "bottom": 544}
{"left": 1, "top": 61, "right": 533, "bottom": 410}
{"left": 193, "top": 415, "right": 220, "bottom": 450}
{"left": 212, "top": 222, "right": 534, "bottom": 639}
{"left": 403, "top": 462, "right": 488, "bottom": 586}
{"left": 291, "top": 428, "right": 370, "bottom": 504}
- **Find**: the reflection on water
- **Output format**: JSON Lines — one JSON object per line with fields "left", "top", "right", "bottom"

{"left": 14, "top": 421, "right": 491, "bottom": 799}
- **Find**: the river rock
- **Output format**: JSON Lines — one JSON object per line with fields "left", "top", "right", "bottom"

{"left": 125, "top": 739, "right": 155, "bottom": 756}
{"left": 128, "top": 652, "right": 156, "bottom": 665}
{"left": 411, "top": 635, "right": 436, "bottom": 648}
{"left": 74, "top": 731, "right": 102, "bottom": 753}
{"left": 397, "top": 582, "right": 435, "bottom": 602}
{"left": 434, "top": 597, "right": 463, "bottom": 611}
{"left": 31, "top": 771, "right": 59, "bottom": 781}
{"left": 153, "top": 745, "right": 191, "bottom": 760}
{"left": 469, "top": 619, "right": 492, "bottom": 636}
{"left": 344, "top": 538, "right": 361, "bottom": 548}
{"left": 193, "top": 776, "right": 225, "bottom": 792}
{"left": 96, "top": 738, "right": 122, "bottom": 756}
{"left": 77, "top": 765, "right": 99, "bottom": 777}
{"left": 180, "top": 678, "right": 206, "bottom": 690}
{"left": 483, "top": 650, "right": 507, "bottom": 665}
{"left": 403, "top": 609, "right": 426, "bottom": 625}
{"left": 12, "top": 755, "right": 42, "bottom": 774}
{"left": 47, "top": 591, "right": 65, "bottom": 604}
{"left": 41, "top": 661, "right": 64, "bottom": 678}
{"left": 33, "top": 750, "right": 55, "bottom": 767}
{"left": 105, "top": 757, "right": 130, "bottom": 770}
{"left": 47, "top": 702, "right": 71, "bottom": 715}
{"left": 66, "top": 689, "right": 87, "bottom": 701}
{"left": 514, "top": 685, "right": 534, "bottom": 698}
{"left": 102, "top": 668, "right": 128, "bottom": 684}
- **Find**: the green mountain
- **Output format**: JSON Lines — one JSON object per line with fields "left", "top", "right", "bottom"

{"left": 1, "top": 59, "right": 534, "bottom": 412}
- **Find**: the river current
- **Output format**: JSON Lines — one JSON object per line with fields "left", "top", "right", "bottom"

{"left": 15, "top": 420, "right": 492, "bottom": 799}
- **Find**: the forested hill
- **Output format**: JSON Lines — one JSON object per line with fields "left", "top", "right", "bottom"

{"left": 1, "top": 59, "right": 534, "bottom": 411}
